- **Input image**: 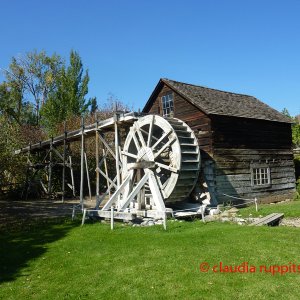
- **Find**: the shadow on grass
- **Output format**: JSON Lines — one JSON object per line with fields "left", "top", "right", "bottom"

{"left": 0, "top": 218, "right": 78, "bottom": 284}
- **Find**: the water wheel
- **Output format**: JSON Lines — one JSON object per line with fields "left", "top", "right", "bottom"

{"left": 122, "top": 115, "right": 200, "bottom": 203}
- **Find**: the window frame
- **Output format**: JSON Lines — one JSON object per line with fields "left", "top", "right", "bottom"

{"left": 250, "top": 164, "right": 271, "bottom": 189}
{"left": 161, "top": 92, "right": 174, "bottom": 117}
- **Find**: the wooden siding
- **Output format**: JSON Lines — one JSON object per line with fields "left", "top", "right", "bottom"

{"left": 211, "top": 115, "right": 295, "bottom": 203}
{"left": 211, "top": 115, "right": 292, "bottom": 149}
{"left": 214, "top": 148, "right": 296, "bottom": 203}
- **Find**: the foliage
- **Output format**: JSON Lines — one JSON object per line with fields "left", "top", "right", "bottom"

{"left": 0, "top": 115, "right": 26, "bottom": 197}
{"left": 295, "top": 177, "right": 300, "bottom": 200}
{"left": 282, "top": 108, "right": 300, "bottom": 147}
{"left": 292, "top": 122, "right": 300, "bottom": 148}
{"left": 295, "top": 154, "right": 300, "bottom": 178}
{"left": 2, "top": 220, "right": 300, "bottom": 299}
{"left": 2, "top": 51, "right": 63, "bottom": 125}
{"left": 40, "top": 50, "right": 93, "bottom": 135}
{"left": 0, "top": 50, "right": 98, "bottom": 198}
{"left": 90, "top": 97, "right": 98, "bottom": 114}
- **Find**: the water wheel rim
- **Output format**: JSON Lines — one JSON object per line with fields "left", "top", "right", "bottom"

{"left": 122, "top": 115, "right": 200, "bottom": 201}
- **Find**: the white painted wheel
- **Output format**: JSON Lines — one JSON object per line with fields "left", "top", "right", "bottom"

{"left": 122, "top": 115, "right": 200, "bottom": 203}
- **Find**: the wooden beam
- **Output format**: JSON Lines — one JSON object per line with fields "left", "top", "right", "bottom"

{"left": 119, "top": 173, "right": 149, "bottom": 211}
{"left": 84, "top": 152, "right": 92, "bottom": 201}
{"left": 95, "top": 129, "right": 100, "bottom": 201}
{"left": 48, "top": 138, "right": 53, "bottom": 198}
{"left": 128, "top": 161, "right": 156, "bottom": 170}
{"left": 102, "top": 174, "right": 131, "bottom": 210}
{"left": 250, "top": 213, "right": 284, "bottom": 226}
{"left": 62, "top": 122, "right": 67, "bottom": 203}
{"left": 80, "top": 117, "right": 85, "bottom": 209}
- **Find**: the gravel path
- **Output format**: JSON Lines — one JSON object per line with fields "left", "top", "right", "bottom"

{"left": 280, "top": 218, "right": 300, "bottom": 227}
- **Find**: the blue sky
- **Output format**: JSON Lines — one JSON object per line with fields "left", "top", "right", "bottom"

{"left": 1, "top": 0, "right": 300, "bottom": 115}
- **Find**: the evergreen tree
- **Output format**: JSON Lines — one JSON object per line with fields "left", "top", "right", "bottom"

{"left": 41, "top": 50, "right": 92, "bottom": 135}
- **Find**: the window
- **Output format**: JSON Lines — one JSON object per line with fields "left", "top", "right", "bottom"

{"left": 251, "top": 165, "right": 271, "bottom": 187}
{"left": 161, "top": 93, "right": 174, "bottom": 116}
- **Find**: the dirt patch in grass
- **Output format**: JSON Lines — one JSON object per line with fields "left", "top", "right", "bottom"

{"left": 0, "top": 198, "right": 96, "bottom": 231}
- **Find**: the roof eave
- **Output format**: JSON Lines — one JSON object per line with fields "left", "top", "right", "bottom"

{"left": 142, "top": 79, "right": 164, "bottom": 113}
{"left": 208, "top": 112, "right": 293, "bottom": 124}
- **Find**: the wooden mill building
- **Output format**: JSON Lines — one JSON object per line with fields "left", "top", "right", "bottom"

{"left": 143, "top": 78, "right": 296, "bottom": 204}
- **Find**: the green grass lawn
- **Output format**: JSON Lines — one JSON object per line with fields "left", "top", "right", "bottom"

{"left": 1, "top": 216, "right": 300, "bottom": 299}
{"left": 238, "top": 199, "right": 300, "bottom": 218}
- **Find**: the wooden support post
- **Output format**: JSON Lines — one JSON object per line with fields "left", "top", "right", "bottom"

{"left": 84, "top": 152, "right": 92, "bottom": 201}
{"left": 69, "top": 155, "right": 76, "bottom": 197}
{"left": 114, "top": 113, "right": 121, "bottom": 207}
{"left": 255, "top": 198, "right": 258, "bottom": 212}
{"left": 62, "top": 121, "right": 67, "bottom": 203}
{"left": 95, "top": 124, "right": 100, "bottom": 202}
{"left": 82, "top": 209, "right": 87, "bottom": 226}
{"left": 48, "top": 138, "right": 53, "bottom": 198}
{"left": 80, "top": 117, "right": 85, "bottom": 210}
{"left": 114, "top": 113, "right": 121, "bottom": 190}
{"left": 136, "top": 169, "right": 145, "bottom": 210}
{"left": 101, "top": 132, "right": 111, "bottom": 198}
{"left": 111, "top": 206, "right": 114, "bottom": 230}
{"left": 163, "top": 211, "right": 167, "bottom": 230}
{"left": 200, "top": 205, "right": 206, "bottom": 223}
{"left": 22, "top": 146, "right": 31, "bottom": 200}
{"left": 72, "top": 205, "right": 76, "bottom": 220}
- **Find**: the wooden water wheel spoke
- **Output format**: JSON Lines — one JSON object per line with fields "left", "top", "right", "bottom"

{"left": 155, "top": 162, "right": 178, "bottom": 173}
{"left": 151, "top": 130, "right": 171, "bottom": 151}
{"left": 147, "top": 115, "right": 154, "bottom": 147}
{"left": 122, "top": 115, "right": 200, "bottom": 203}
{"left": 121, "top": 151, "right": 138, "bottom": 159}
{"left": 153, "top": 135, "right": 176, "bottom": 159}
{"left": 131, "top": 128, "right": 141, "bottom": 152}
{"left": 139, "top": 127, "right": 159, "bottom": 144}
{"left": 134, "top": 124, "right": 147, "bottom": 148}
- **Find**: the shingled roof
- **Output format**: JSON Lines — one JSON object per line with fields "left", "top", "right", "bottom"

{"left": 143, "top": 78, "right": 292, "bottom": 123}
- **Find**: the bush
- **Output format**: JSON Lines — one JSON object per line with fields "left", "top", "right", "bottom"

{"left": 0, "top": 116, "right": 26, "bottom": 198}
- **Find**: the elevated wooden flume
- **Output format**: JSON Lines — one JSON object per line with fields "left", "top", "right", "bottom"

{"left": 15, "top": 111, "right": 201, "bottom": 228}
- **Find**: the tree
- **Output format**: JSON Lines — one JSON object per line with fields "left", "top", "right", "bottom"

{"left": 90, "top": 97, "right": 98, "bottom": 115}
{"left": 0, "top": 114, "right": 26, "bottom": 196}
{"left": 0, "top": 49, "right": 96, "bottom": 198}
{"left": 282, "top": 108, "right": 300, "bottom": 148}
{"left": 282, "top": 108, "right": 291, "bottom": 118}
{"left": 0, "top": 82, "right": 36, "bottom": 125}
{"left": 40, "top": 50, "right": 93, "bottom": 135}
{"left": 293, "top": 121, "right": 300, "bottom": 148}
{"left": 2, "top": 51, "right": 63, "bottom": 125}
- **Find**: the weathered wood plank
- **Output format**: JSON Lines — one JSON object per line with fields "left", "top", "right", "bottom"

{"left": 216, "top": 167, "right": 295, "bottom": 176}
{"left": 212, "top": 115, "right": 292, "bottom": 149}
{"left": 218, "top": 182, "right": 295, "bottom": 195}
{"left": 214, "top": 148, "right": 293, "bottom": 155}
{"left": 249, "top": 213, "right": 284, "bottom": 226}
{"left": 215, "top": 161, "right": 294, "bottom": 169}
